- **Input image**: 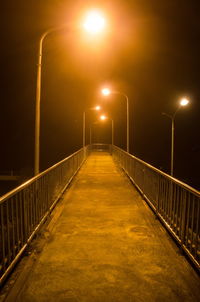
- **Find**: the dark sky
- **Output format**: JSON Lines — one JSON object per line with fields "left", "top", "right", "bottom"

{"left": 1, "top": 0, "right": 200, "bottom": 188}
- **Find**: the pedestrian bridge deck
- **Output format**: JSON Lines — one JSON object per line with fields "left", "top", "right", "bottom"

{"left": 5, "top": 152, "right": 200, "bottom": 302}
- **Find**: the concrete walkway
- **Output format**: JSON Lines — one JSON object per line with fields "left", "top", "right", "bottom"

{"left": 6, "top": 152, "right": 200, "bottom": 302}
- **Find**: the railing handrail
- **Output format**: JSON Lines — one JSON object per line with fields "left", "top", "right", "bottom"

{"left": 0, "top": 146, "right": 88, "bottom": 286}
{"left": 112, "top": 145, "right": 200, "bottom": 271}
{"left": 114, "top": 145, "right": 200, "bottom": 197}
{"left": 0, "top": 148, "right": 83, "bottom": 204}
{"left": 1, "top": 144, "right": 197, "bottom": 206}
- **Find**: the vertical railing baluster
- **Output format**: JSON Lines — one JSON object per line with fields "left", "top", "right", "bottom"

{"left": 185, "top": 193, "right": 190, "bottom": 248}
{"left": 6, "top": 201, "right": 11, "bottom": 266}
{"left": 11, "top": 197, "right": 15, "bottom": 259}
{"left": 194, "top": 196, "right": 199, "bottom": 259}
{"left": 0, "top": 204, "right": 6, "bottom": 272}
{"left": 19, "top": 192, "right": 24, "bottom": 247}
{"left": 190, "top": 195, "right": 195, "bottom": 253}
{"left": 23, "top": 190, "right": 27, "bottom": 242}
{"left": 180, "top": 190, "right": 187, "bottom": 249}
{"left": 15, "top": 195, "right": 20, "bottom": 253}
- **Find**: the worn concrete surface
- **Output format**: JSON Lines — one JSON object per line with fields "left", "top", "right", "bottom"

{"left": 5, "top": 152, "right": 200, "bottom": 302}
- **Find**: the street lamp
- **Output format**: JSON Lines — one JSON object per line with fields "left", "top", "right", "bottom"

{"left": 100, "top": 114, "right": 106, "bottom": 120}
{"left": 83, "top": 10, "right": 106, "bottom": 34}
{"left": 101, "top": 87, "right": 129, "bottom": 153}
{"left": 162, "top": 97, "right": 190, "bottom": 176}
{"left": 83, "top": 105, "right": 101, "bottom": 149}
{"left": 100, "top": 115, "right": 114, "bottom": 145}
{"left": 34, "top": 11, "right": 106, "bottom": 175}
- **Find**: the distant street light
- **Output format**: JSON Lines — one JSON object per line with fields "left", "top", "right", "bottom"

{"left": 101, "top": 88, "right": 129, "bottom": 153}
{"left": 34, "top": 10, "right": 107, "bottom": 175}
{"left": 99, "top": 115, "right": 114, "bottom": 145}
{"left": 95, "top": 105, "right": 101, "bottom": 110}
{"left": 162, "top": 97, "right": 190, "bottom": 176}
{"left": 101, "top": 88, "right": 110, "bottom": 96}
{"left": 100, "top": 114, "right": 106, "bottom": 120}
{"left": 83, "top": 106, "right": 101, "bottom": 149}
{"left": 180, "top": 98, "right": 189, "bottom": 106}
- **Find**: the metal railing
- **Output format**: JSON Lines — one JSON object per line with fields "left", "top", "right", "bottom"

{"left": 1, "top": 143, "right": 199, "bottom": 285}
{"left": 0, "top": 147, "right": 87, "bottom": 285}
{"left": 112, "top": 145, "right": 200, "bottom": 271}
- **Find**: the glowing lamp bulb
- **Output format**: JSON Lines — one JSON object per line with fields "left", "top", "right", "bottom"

{"left": 95, "top": 106, "right": 101, "bottom": 111}
{"left": 100, "top": 115, "right": 106, "bottom": 120}
{"left": 101, "top": 88, "right": 110, "bottom": 96}
{"left": 83, "top": 11, "right": 105, "bottom": 34}
{"left": 180, "top": 98, "right": 189, "bottom": 106}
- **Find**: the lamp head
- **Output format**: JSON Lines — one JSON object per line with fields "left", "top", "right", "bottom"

{"left": 83, "top": 10, "right": 106, "bottom": 34}
{"left": 180, "top": 97, "right": 189, "bottom": 106}
{"left": 100, "top": 115, "right": 107, "bottom": 120}
{"left": 101, "top": 88, "right": 110, "bottom": 96}
{"left": 95, "top": 105, "right": 101, "bottom": 111}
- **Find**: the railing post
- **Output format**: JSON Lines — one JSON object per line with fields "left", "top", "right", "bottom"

{"left": 23, "top": 190, "right": 28, "bottom": 242}
{"left": 180, "top": 190, "right": 187, "bottom": 251}
{"left": 156, "top": 175, "right": 161, "bottom": 216}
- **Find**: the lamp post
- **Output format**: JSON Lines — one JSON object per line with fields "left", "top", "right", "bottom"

{"left": 100, "top": 115, "right": 114, "bottom": 145}
{"left": 35, "top": 26, "right": 67, "bottom": 176}
{"left": 101, "top": 88, "right": 129, "bottom": 153}
{"left": 83, "top": 106, "right": 101, "bottom": 148}
{"left": 34, "top": 11, "right": 106, "bottom": 175}
{"left": 162, "top": 97, "right": 189, "bottom": 176}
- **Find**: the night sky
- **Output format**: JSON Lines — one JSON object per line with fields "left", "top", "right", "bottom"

{"left": 1, "top": 1, "right": 200, "bottom": 189}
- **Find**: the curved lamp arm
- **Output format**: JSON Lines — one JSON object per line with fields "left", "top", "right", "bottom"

{"left": 34, "top": 25, "right": 68, "bottom": 175}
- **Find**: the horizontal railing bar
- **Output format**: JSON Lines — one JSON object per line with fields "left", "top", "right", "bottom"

{"left": 0, "top": 148, "right": 83, "bottom": 205}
